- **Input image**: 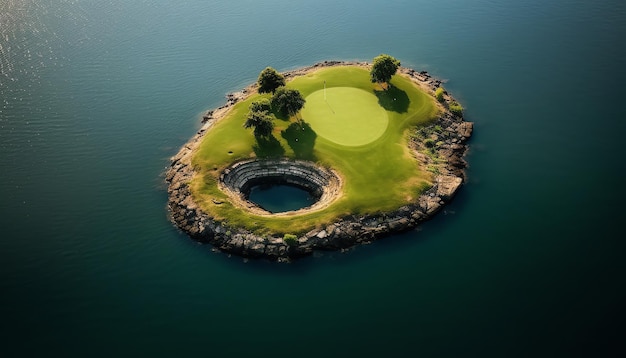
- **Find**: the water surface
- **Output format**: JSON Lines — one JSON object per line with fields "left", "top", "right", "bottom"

{"left": 1, "top": 0, "right": 624, "bottom": 357}
{"left": 248, "top": 184, "right": 315, "bottom": 213}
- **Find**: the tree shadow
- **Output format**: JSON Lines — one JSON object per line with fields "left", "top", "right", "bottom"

{"left": 252, "top": 134, "right": 285, "bottom": 158}
{"left": 374, "top": 84, "right": 410, "bottom": 113}
{"left": 281, "top": 122, "right": 317, "bottom": 160}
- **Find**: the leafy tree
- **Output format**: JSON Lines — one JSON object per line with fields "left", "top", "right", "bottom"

{"left": 271, "top": 87, "right": 305, "bottom": 119}
{"left": 370, "top": 54, "right": 400, "bottom": 89}
{"left": 244, "top": 110, "right": 275, "bottom": 137}
{"left": 249, "top": 98, "right": 272, "bottom": 113}
{"left": 257, "top": 67, "right": 286, "bottom": 94}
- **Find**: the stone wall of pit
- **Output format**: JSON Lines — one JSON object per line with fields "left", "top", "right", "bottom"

{"left": 219, "top": 159, "right": 341, "bottom": 214}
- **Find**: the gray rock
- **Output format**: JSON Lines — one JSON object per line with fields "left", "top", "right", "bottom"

{"left": 436, "top": 176, "right": 463, "bottom": 200}
{"left": 458, "top": 122, "right": 473, "bottom": 139}
{"left": 316, "top": 230, "right": 328, "bottom": 239}
{"left": 388, "top": 217, "right": 410, "bottom": 231}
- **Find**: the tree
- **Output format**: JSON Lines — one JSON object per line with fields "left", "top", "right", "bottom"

{"left": 244, "top": 110, "right": 275, "bottom": 137}
{"left": 249, "top": 98, "right": 271, "bottom": 113}
{"left": 257, "top": 67, "right": 286, "bottom": 94}
{"left": 370, "top": 54, "right": 400, "bottom": 90}
{"left": 271, "top": 87, "right": 305, "bottom": 120}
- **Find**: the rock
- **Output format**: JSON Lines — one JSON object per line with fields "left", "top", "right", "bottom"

{"left": 457, "top": 122, "right": 473, "bottom": 139}
{"left": 420, "top": 195, "right": 442, "bottom": 215}
{"left": 264, "top": 245, "right": 279, "bottom": 257}
{"left": 388, "top": 217, "right": 410, "bottom": 231}
{"left": 316, "top": 230, "right": 328, "bottom": 239}
{"left": 436, "top": 176, "right": 463, "bottom": 200}
{"left": 249, "top": 243, "right": 266, "bottom": 256}
{"left": 411, "top": 210, "right": 424, "bottom": 221}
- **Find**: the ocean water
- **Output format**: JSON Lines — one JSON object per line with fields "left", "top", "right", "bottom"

{"left": 1, "top": 0, "right": 624, "bottom": 356}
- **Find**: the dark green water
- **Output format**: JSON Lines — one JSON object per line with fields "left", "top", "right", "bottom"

{"left": 248, "top": 184, "right": 314, "bottom": 213}
{"left": 1, "top": 0, "right": 624, "bottom": 356}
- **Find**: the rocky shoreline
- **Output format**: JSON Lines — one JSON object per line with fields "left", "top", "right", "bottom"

{"left": 165, "top": 61, "right": 473, "bottom": 262}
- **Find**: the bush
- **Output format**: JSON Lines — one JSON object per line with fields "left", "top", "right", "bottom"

{"left": 449, "top": 101, "right": 464, "bottom": 116}
{"left": 283, "top": 234, "right": 298, "bottom": 246}
{"left": 427, "top": 164, "right": 440, "bottom": 175}
{"left": 435, "top": 87, "right": 445, "bottom": 102}
{"left": 424, "top": 138, "right": 435, "bottom": 148}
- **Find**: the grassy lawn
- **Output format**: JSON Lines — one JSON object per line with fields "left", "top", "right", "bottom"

{"left": 302, "top": 87, "right": 388, "bottom": 146}
{"left": 191, "top": 66, "right": 440, "bottom": 235}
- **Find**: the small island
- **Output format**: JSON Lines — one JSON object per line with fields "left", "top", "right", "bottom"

{"left": 165, "top": 57, "right": 473, "bottom": 262}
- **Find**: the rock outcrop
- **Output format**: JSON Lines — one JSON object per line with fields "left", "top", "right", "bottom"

{"left": 165, "top": 61, "right": 473, "bottom": 262}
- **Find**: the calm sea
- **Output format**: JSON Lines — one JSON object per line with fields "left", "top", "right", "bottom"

{"left": 1, "top": 0, "right": 624, "bottom": 356}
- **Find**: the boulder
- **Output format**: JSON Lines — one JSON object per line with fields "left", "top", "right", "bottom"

{"left": 457, "top": 122, "right": 473, "bottom": 139}
{"left": 436, "top": 176, "right": 463, "bottom": 200}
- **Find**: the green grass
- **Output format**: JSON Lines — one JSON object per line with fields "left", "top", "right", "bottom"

{"left": 191, "top": 66, "right": 440, "bottom": 235}
{"left": 301, "top": 87, "right": 388, "bottom": 146}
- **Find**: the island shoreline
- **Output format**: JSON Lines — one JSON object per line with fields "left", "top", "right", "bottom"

{"left": 165, "top": 61, "right": 473, "bottom": 262}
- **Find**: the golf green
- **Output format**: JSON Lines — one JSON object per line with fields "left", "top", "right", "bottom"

{"left": 301, "top": 87, "right": 389, "bottom": 146}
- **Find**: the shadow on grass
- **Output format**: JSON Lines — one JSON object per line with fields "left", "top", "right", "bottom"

{"left": 253, "top": 134, "right": 285, "bottom": 158}
{"left": 281, "top": 122, "right": 317, "bottom": 160}
{"left": 374, "top": 84, "right": 410, "bottom": 113}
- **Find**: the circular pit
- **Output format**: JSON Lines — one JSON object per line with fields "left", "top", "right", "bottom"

{"left": 219, "top": 159, "right": 342, "bottom": 216}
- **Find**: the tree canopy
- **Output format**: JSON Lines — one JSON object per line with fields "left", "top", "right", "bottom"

{"left": 370, "top": 54, "right": 400, "bottom": 89}
{"left": 249, "top": 98, "right": 271, "bottom": 113}
{"left": 243, "top": 98, "right": 275, "bottom": 137}
{"left": 271, "top": 87, "right": 305, "bottom": 119}
{"left": 257, "top": 67, "right": 286, "bottom": 94}
{"left": 243, "top": 108, "right": 275, "bottom": 137}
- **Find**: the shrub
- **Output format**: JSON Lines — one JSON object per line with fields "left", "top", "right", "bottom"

{"left": 435, "top": 87, "right": 445, "bottom": 102}
{"left": 427, "top": 164, "right": 440, "bottom": 175}
{"left": 424, "top": 138, "right": 436, "bottom": 148}
{"left": 449, "top": 101, "right": 464, "bottom": 116}
{"left": 283, "top": 234, "right": 298, "bottom": 246}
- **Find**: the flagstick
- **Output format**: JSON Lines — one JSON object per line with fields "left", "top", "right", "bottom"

{"left": 324, "top": 80, "right": 334, "bottom": 114}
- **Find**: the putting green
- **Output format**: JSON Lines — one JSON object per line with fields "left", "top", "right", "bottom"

{"left": 301, "top": 87, "right": 388, "bottom": 146}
